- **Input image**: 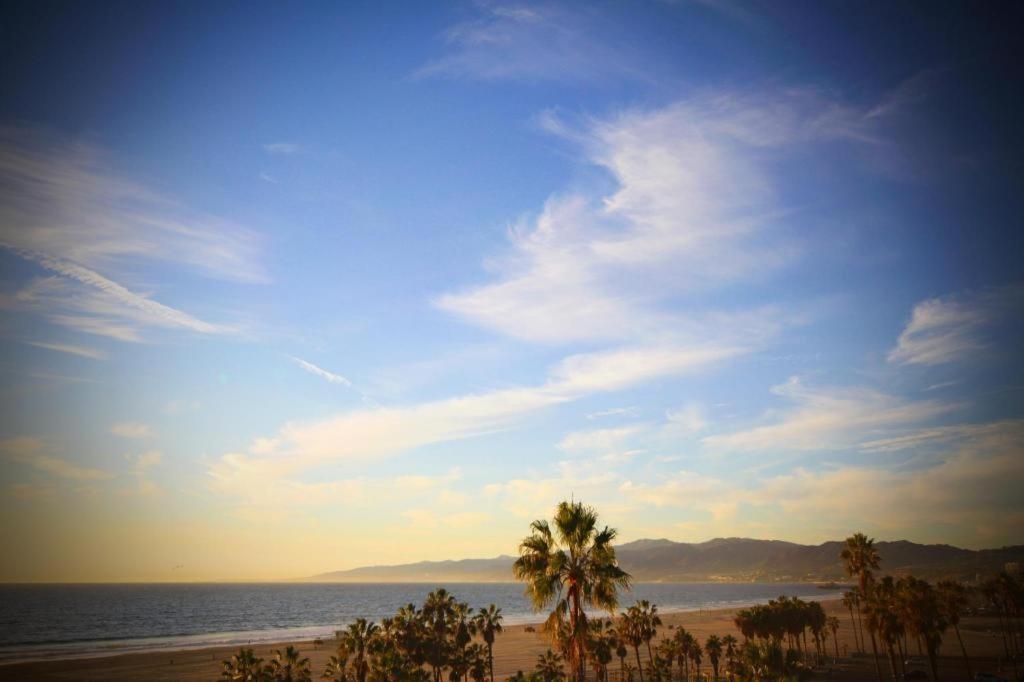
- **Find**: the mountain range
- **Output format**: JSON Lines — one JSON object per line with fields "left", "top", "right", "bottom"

{"left": 305, "top": 537, "right": 1024, "bottom": 583}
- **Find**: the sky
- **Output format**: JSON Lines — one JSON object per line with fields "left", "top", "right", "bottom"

{"left": 1, "top": 0, "right": 1022, "bottom": 582}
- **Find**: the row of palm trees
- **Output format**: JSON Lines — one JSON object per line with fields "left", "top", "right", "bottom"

{"left": 223, "top": 501, "right": 1020, "bottom": 682}
{"left": 840, "top": 532, "right": 1023, "bottom": 682}
{"left": 221, "top": 589, "right": 505, "bottom": 682}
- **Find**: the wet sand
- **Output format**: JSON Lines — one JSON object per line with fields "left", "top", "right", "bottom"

{"left": 0, "top": 599, "right": 1014, "bottom": 680}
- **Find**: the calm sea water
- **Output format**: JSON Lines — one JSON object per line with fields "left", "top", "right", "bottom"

{"left": 0, "top": 583, "right": 841, "bottom": 663}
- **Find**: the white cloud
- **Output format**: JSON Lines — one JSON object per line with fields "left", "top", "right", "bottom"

{"left": 586, "top": 406, "right": 639, "bottom": 420}
{"left": 435, "top": 91, "right": 878, "bottom": 346}
{"left": 110, "top": 422, "right": 151, "bottom": 439}
{"left": 263, "top": 143, "right": 300, "bottom": 155}
{"left": 888, "top": 286, "right": 1023, "bottom": 366}
{"left": 210, "top": 343, "right": 734, "bottom": 499}
{"left": 26, "top": 340, "right": 104, "bottom": 360}
{"left": 290, "top": 357, "right": 353, "bottom": 386}
{"left": 558, "top": 425, "right": 644, "bottom": 454}
{"left": 0, "top": 436, "right": 113, "bottom": 481}
{"left": 702, "top": 377, "right": 956, "bottom": 454}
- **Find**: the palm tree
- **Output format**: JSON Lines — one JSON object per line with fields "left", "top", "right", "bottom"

{"left": 467, "top": 644, "right": 488, "bottom": 682}
{"left": 513, "top": 501, "right": 632, "bottom": 682}
{"left": 841, "top": 591, "right": 862, "bottom": 653}
{"left": 535, "top": 649, "right": 566, "bottom": 682}
{"left": 423, "top": 589, "right": 458, "bottom": 682}
{"left": 322, "top": 651, "right": 350, "bottom": 682}
{"left": 267, "top": 645, "right": 311, "bottom": 682}
{"left": 688, "top": 640, "right": 702, "bottom": 681}
{"left": 222, "top": 647, "right": 265, "bottom": 681}
{"left": 936, "top": 579, "right": 972, "bottom": 679}
{"left": 705, "top": 635, "right": 723, "bottom": 680}
{"left": 841, "top": 533, "right": 883, "bottom": 682}
{"left": 722, "top": 634, "right": 738, "bottom": 681}
{"left": 610, "top": 622, "right": 629, "bottom": 679}
{"left": 618, "top": 607, "right": 646, "bottom": 682}
{"left": 340, "top": 619, "right": 379, "bottom": 682}
{"left": 630, "top": 600, "right": 661, "bottom": 671}
{"left": 472, "top": 604, "right": 504, "bottom": 682}
{"left": 673, "top": 629, "right": 694, "bottom": 681}
{"left": 826, "top": 616, "right": 840, "bottom": 660}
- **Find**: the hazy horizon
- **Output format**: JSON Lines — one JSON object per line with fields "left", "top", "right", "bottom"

{"left": 1, "top": 1, "right": 1022, "bottom": 583}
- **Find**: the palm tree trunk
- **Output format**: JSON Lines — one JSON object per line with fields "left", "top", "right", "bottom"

{"left": 952, "top": 622, "right": 972, "bottom": 680}
{"left": 833, "top": 631, "right": 839, "bottom": 660}
{"left": 854, "top": 603, "right": 866, "bottom": 653}
{"left": 886, "top": 641, "right": 899, "bottom": 682}
{"left": 635, "top": 647, "right": 644, "bottom": 682}
{"left": 488, "top": 643, "right": 495, "bottom": 682}
{"left": 847, "top": 604, "right": 860, "bottom": 652}
{"left": 868, "top": 629, "right": 883, "bottom": 682}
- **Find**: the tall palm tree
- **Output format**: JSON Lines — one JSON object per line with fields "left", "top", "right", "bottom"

{"left": 841, "top": 533, "right": 883, "bottom": 682}
{"left": 221, "top": 647, "right": 265, "bottom": 681}
{"left": 513, "top": 501, "right": 632, "bottom": 682}
{"left": 705, "top": 635, "right": 723, "bottom": 680}
{"left": 631, "top": 600, "right": 661, "bottom": 671}
{"left": 826, "top": 616, "right": 840, "bottom": 660}
{"left": 841, "top": 591, "right": 862, "bottom": 652}
{"left": 472, "top": 604, "right": 504, "bottom": 682}
{"left": 936, "top": 579, "right": 972, "bottom": 679}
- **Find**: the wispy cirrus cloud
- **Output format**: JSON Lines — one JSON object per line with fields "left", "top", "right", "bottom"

{"left": 888, "top": 285, "right": 1024, "bottom": 366}
{"left": 702, "top": 377, "right": 957, "bottom": 454}
{"left": 110, "top": 422, "right": 151, "bottom": 439}
{"left": 290, "top": 357, "right": 353, "bottom": 386}
{"left": 209, "top": 343, "right": 739, "bottom": 499}
{"left": 415, "top": 3, "right": 645, "bottom": 83}
{"left": 25, "top": 340, "right": 104, "bottom": 360}
{"left": 9, "top": 248, "right": 232, "bottom": 336}
{"left": 0, "top": 125, "right": 261, "bottom": 343}
{"left": 0, "top": 125, "right": 265, "bottom": 283}
{"left": 1, "top": 436, "right": 113, "bottom": 481}
{"left": 262, "top": 143, "right": 301, "bottom": 155}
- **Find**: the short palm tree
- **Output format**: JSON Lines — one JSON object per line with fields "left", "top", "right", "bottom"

{"left": 268, "top": 645, "right": 311, "bottom": 682}
{"left": 705, "top": 634, "right": 723, "bottom": 680}
{"left": 513, "top": 501, "right": 632, "bottom": 682}
{"left": 618, "top": 607, "right": 646, "bottom": 682}
{"left": 221, "top": 647, "right": 265, "bottom": 681}
{"left": 722, "top": 634, "right": 738, "bottom": 681}
{"left": 473, "top": 604, "right": 504, "bottom": 682}
{"left": 322, "top": 651, "right": 350, "bottom": 681}
{"left": 340, "top": 618, "right": 379, "bottom": 682}
{"left": 535, "top": 649, "right": 566, "bottom": 682}
{"left": 826, "top": 616, "right": 840, "bottom": 660}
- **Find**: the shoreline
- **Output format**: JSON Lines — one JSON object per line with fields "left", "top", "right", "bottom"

{"left": 0, "top": 591, "right": 845, "bottom": 667}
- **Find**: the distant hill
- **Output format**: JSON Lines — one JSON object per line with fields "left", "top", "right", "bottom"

{"left": 304, "top": 538, "right": 1024, "bottom": 583}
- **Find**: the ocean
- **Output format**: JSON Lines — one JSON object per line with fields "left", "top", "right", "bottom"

{"left": 0, "top": 582, "right": 842, "bottom": 663}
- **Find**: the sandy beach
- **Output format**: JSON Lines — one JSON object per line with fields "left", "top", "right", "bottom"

{"left": 0, "top": 598, "right": 1014, "bottom": 681}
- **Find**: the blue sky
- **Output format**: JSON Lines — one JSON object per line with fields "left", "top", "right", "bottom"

{"left": 1, "top": 0, "right": 1022, "bottom": 581}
